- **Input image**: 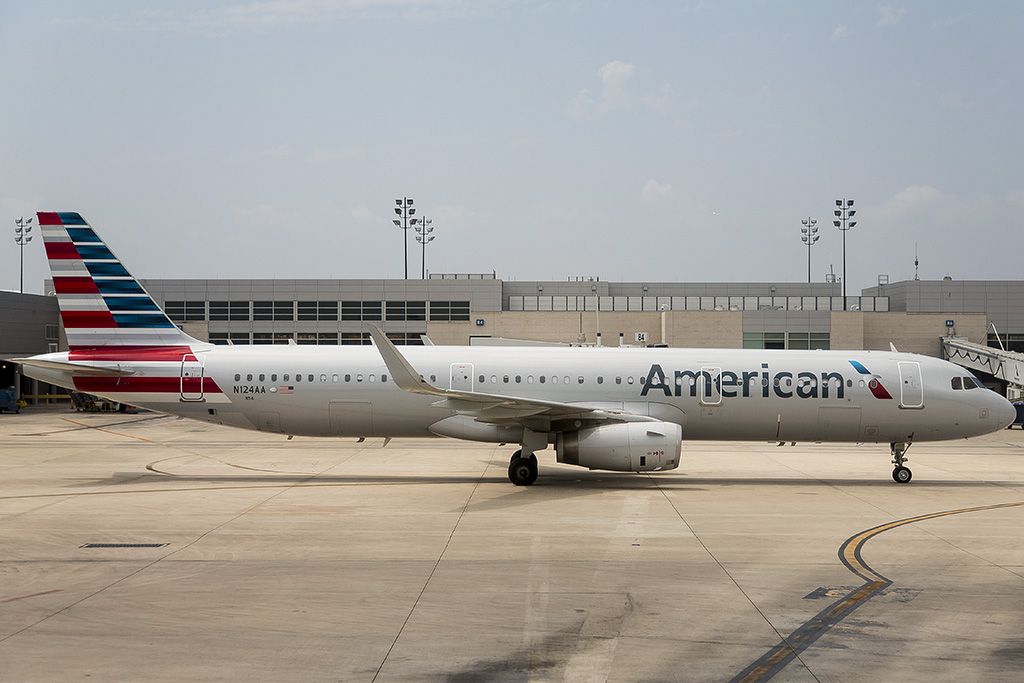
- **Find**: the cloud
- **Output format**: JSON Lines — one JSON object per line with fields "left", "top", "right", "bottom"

{"left": 568, "top": 60, "right": 635, "bottom": 119}
{"left": 877, "top": 186, "right": 1005, "bottom": 229}
{"left": 569, "top": 60, "right": 681, "bottom": 120}
{"left": 1007, "top": 190, "right": 1024, "bottom": 210}
{"left": 830, "top": 25, "right": 849, "bottom": 41}
{"left": 640, "top": 179, "right": 674, "bottom": 205}
{"left": 567, "top": 89, "right": 598, "bottom": 121}
{"left": 52, "top": 0, "right": 495, "bottom": 37}
{"left": 349, "top": 206, "right": 378, "bottom": 223}
{"left": 309, "top": 148, "right": 360, "bottom": 162}
{"left": 875, "top": 4, "right": 907, "bottom": 29}
{"left": 230, "top": 143, "right": 293, "bottom": 163}
{"left": 228, "top": 202, "right": 293, "bottom": 229}
{"left": 642, "top": 81, "right": 677, "bottom": 116}
{"left": 596, "top": 60, "right": 635, "bottom": 112}
{"left": 877, "top": 185, "right": 945, "bottom": 218}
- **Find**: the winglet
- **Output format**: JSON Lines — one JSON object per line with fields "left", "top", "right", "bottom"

{"left": 366, "top": 324, "right": 447, "bottom": 397}
{"left": 890, "top": 342, "right": 899, "bottom": 352}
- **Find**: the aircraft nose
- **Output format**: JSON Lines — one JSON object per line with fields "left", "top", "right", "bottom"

{"left": 993, "top": 394, "right": 1017, "bottom": 430}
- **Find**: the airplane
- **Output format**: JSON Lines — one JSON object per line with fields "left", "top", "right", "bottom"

{"left": 17, "top": 212, "right": 1017, "bottom": 486}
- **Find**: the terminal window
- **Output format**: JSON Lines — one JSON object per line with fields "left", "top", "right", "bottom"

{"left": 742, "top": 332, "right": 786, "bottom": 350}
{"left": 430, "top": 301, "right": 471, "bottom": 322}
{"left": 298, "top": 301, "right": 339, "bottom": 321}
{"left": 253, "top": 301, "right": 294, "bottom": 322}
{"left": 165, "top": 300, "right": 206, "bottom": 322}
{"left": 788, "top": 332, "right": 831, "bottom": 350}
{"left": 386, "top": 301, "right": 426, "bottom": 322}
{"left": 342, "top": 301, "right": 383, "bottom": 321}
{"left": 209, "top": 301, "right": 251, "bottom": 321}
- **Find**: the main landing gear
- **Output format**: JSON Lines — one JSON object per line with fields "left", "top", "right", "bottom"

{"left": 508, "top": 450, "right": 538, "bottom": 486}
{"left": 507, "top": 430, "right": 547, "bottom": 486}
{"left": 891, "top": 441, "right": 912, "bottom": 483}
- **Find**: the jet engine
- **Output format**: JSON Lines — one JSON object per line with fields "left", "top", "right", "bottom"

{"left": 556, "top": 422, "right": 681, "bottom": 472}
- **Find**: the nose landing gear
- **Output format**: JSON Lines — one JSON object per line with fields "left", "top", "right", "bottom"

{"left": 891, "top": 441, "right": 913, "bottom": 483}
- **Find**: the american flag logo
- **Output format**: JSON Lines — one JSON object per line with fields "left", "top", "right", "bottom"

{"left": 279, "top": 386, "right": 294, "bottom": 394}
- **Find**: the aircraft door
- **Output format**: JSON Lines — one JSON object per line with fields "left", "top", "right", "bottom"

{"left": 898, "top": 361, "right": 923, "bottom": 408}
{"left": 180, "top": 354, "right": 205, "bottom": 401}
{"left": 699, "top": 367, "right": 722, "bottom": 405}
{"left": 451, "top": 363, "right": 474, "bottom": 391}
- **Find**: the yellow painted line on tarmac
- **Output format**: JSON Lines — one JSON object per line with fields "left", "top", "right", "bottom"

{"left": 733, "top": 500, "right": 1024, "bottom": 683}
{"left": 840, "top": 501, "right": 1024, "bottom": 582}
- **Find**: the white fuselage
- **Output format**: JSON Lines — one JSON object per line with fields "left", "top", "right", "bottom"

{"left": 25, "top": 345, "right": 1014, "bottom": 446}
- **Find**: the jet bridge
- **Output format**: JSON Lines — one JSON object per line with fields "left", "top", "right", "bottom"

{"left": 942, "top": 336, "right": 1024, "bottom": 391}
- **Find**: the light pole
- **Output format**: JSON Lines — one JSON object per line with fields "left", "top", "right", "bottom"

{"left": 800, "top": 217, "right": 818, "bottom": 283}
{"left": 392, "top": 197, "right": 415, "bottom": 279}
{"left": 414, "top": 217, "right": 434, "bottom": 279}
{"left": 14, "top": 216, "right": 34, "bottom": 294}
{"left": 833, "top": 199, "right": 856, "bottom": 308}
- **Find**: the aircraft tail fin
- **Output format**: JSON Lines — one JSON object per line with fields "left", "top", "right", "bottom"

{"left": 38, "top": 212, "right": 202, "bottom": 350}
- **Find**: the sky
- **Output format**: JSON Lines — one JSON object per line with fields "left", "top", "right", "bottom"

{"left": 1, "top": 1, "right": 1022, "bottom": 295}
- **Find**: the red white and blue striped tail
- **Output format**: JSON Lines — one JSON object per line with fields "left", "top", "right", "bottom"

{"left": 39, "top": 212, "right": 202, "bottom": 350}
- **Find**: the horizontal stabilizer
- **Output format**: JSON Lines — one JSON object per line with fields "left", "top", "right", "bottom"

{"left": 13, "top": 357, "right": 136, "bottom": 377}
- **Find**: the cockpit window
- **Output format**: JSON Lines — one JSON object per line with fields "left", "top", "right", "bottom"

{"left": 963, "top": 376, "right": 979, "bottom": 389}
{"left": 951, "top": 377, "right": 962, "bottom": 390}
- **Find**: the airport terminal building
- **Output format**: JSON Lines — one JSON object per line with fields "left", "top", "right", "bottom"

{"left": 3, "top": 276, "right": 1023, "bottom": 401}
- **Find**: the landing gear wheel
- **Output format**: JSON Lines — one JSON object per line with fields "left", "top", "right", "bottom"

{"left": 508, "top": 454, "right": 538, "bottom": 486}
{"left": 890, "top": 441, "right": 913, "bottom": 484}
{"left": 892, "top": 466, "right": 912, "bottom": 484}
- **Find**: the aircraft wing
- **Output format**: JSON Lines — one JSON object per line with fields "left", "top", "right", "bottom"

{"left": 367, "top": 325, "right": 655, "bottom": 431}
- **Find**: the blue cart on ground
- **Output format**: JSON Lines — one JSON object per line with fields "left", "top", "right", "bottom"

{"left": 0, "top": 388, "right": 19, "bottom": 414}
{"left": 1009, "top": 401, "right": 1024, "bottom": 429}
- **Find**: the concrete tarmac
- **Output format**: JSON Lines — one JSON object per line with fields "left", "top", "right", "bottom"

{"left": 1, "top": 406, "right": 1023, "bottom": 682}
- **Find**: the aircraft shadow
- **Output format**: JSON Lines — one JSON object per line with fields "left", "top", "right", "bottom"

{"left": 67, "top": 470, "right": 1020, "bottom": 491}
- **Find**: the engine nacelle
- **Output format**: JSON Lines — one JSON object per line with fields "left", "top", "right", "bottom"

{"left": 556, "top": 421, "right": 681, "bottom": 472}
